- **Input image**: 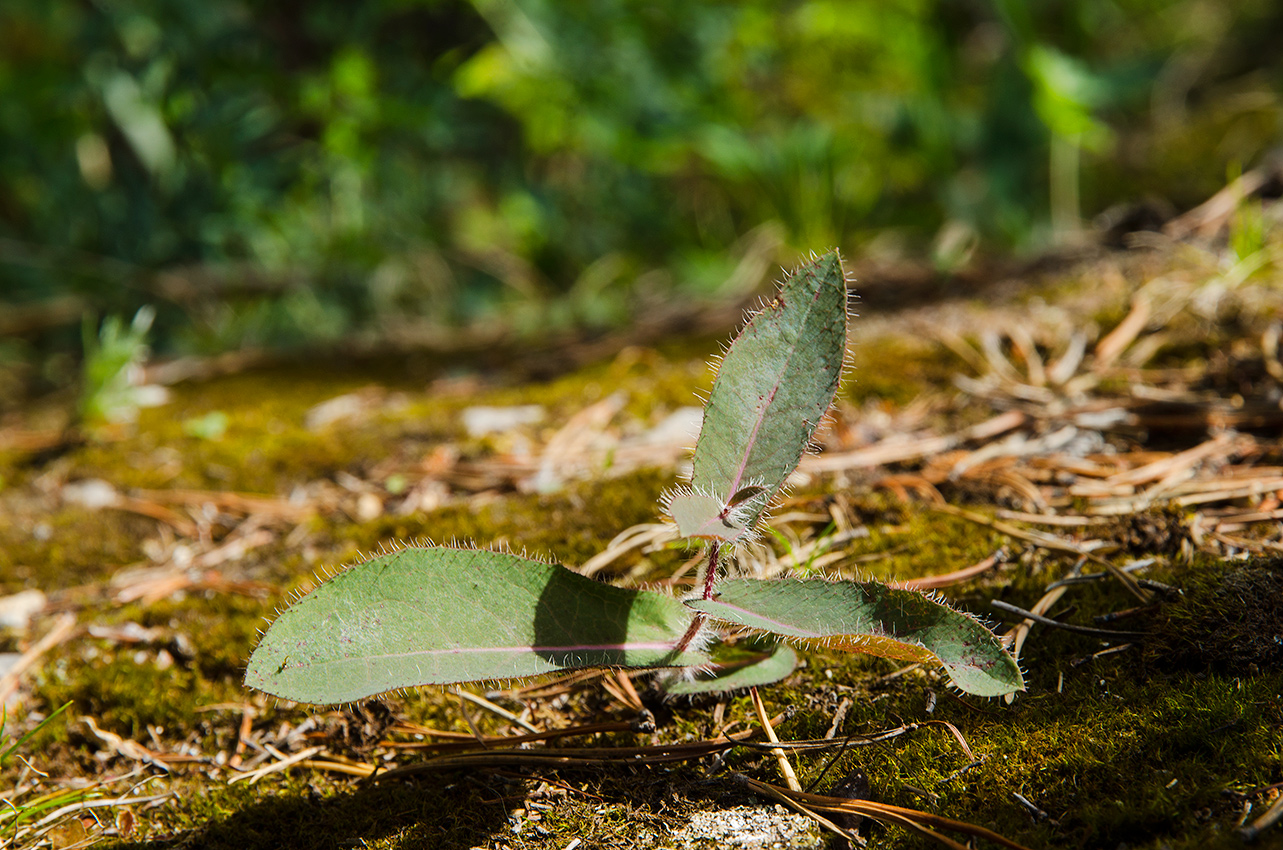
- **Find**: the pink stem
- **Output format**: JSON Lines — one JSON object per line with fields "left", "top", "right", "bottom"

{"left": 702, "top": 541, "right": 721, "bottom": 601}
{"left": 673, "top": 612, "right": 705, "bottom": 655}
{"left": 674, "top": 543, "right": 722, "bottom": 655}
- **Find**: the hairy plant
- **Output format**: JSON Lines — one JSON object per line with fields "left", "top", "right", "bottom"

{"left": 245, "top": 251, "right": 1023, "bottom": 704}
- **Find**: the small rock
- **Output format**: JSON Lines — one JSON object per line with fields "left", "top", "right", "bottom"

{"left": 356, "top": 492, "right": 384, "bottom": 522}
{"left": 0, "top": 589, "right": 46, "bottom": 630}
{"left": 665, "top": 804, "right": 822, "bottom": 849}
{"left": 62, "top": 478, "right": 119, "bottom": 510}
{"left": 462, "top": 405, "right": 544, "bottom": 437}
{"left": 306, "top": 391, "right": 376, "bottom": 431}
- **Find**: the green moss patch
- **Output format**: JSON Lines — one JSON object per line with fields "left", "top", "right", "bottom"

{"left": 5, "top": 247, "right": 1283, "bottom": 849}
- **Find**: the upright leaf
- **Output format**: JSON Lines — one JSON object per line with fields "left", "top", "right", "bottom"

{"left": 246, "top": 547, "right": 707, "bottom": 704}
{"left": 685, "top": 578, "right": 1024, "bottom": 697}
{"left": 667, "top": 251, "right": 848, "bottom": 541}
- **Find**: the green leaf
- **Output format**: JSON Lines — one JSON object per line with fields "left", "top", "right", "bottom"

{"left": 684, "top": 579, "right": 1024, "bottom": 697}
{"left": 664, "top": 641, "right": 799, "bottom": 696}
{"left": 246, "top": 547, "right": 707, "bottom": 704}
{"left": 666, "top": 490, "right": 747, "bottom": 540}
{"left": 667, "top": 251, "right": 848, "bottom": 541}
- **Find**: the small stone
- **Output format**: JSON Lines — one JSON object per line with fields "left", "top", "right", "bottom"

{"left": 356, "top": 492, "right": 383, "bottom": 521}
{"left": 62, "top": 478, "right": 119, "bottom": 510}
{"left": 305, "top": 392, "right": 369, "bottom": 431}
{"left": 461, "top": 404, "right": 544, "bottom": 437}
{"left": 666, "top": 804, "right": 822, "bottom": 849}
{"left": 0, "top": 589, "right": 46, "bottom": 630}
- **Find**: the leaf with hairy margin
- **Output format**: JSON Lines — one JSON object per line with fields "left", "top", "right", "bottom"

{"left": 684, "top": 578, "right": 1023, "bottom": 697}
{"left": 664, "top": 641, "right": 799, "bottom": 696}
{"left": 666, "top": 251, "right": 848, "bottom": 541}
{"left": 246, "top": 547, "right": 707, "bottom": 705}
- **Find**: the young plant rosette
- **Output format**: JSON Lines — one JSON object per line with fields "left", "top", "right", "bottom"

{"left": 245, "top": 251, "right": 1024, "bottom": 704}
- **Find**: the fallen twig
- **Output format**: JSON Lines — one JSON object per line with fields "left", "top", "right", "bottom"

{"left": 0, "top": 613, "right": 79, "bottom": 704}
{"left": 989, "top": 600, "right": 1147, "bottom": 639}
{"left": 736, "top": 775, "right": 1035, "bottom": 850}
{"left": 1240, "top": 789, "right": 1283, "bottom": 842}
{"left": 456, "top": 689, "right": 540, "bottom": 735}
{"left": 751, "top": 686, "right": 801, "bottom": 792}
{"left": 228, "top": 745, "right": 326, "bottom": 785}
{"left": 891, "top": 550, "right": 1007, "bottom": 591}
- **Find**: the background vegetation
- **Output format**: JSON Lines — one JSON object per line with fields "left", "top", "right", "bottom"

{"left": 2, "top": 0, "right": 1281, "bottom": 393}
{"left": 3, "top": 4, "right": 1283, "bottom": 847}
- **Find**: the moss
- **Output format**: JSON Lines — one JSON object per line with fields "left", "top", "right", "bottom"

{"left": 133, "top": 595, "right": 272, "bottom": 684}
{"left": 1147, "top": 556, "right": 1283, "bottom": 675}
{"left": 774, "top": 492, "right": 1009, "bottom": 586}
{"left": 65, "top": 373, "right": 462, "bottom": 493}
{"left": 112, "top": 773, "right": 515, "bottom": 849}
{"left": 0, "top": 505, "right": 154, "bottom": 591}
{"left": 754, "top": 636, "right": 1282, "bottom": 850}
{"left": 6, "top": 258, "right": 1283, "bottom": 849}
{"left": 37, "top": 649, "right": 205, "bottom": 740}
{"left": 19, "top": 490, "right": 1282, "bottom": 850}
{"left": 854, "top": 508, "right": 1005, "bottom": 585}
{"left": 350, "top": 468, "right": 675, "bottom": 570}
{"left": 480, "top": 341, "right": 714, "bottom": 425}
{"left": 844, "top": 335, "right": 960, "bottom": 408}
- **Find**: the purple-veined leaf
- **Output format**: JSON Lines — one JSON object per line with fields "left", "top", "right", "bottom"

{"left": 684, "top": 578, "right": 1023, "bottom": 697}
{"left": 667, "top": 251, "right": 848, "bottom": 541}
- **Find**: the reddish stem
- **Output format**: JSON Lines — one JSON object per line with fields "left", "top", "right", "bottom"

{"left": 673, "top": 612, "right": 705, "bottom": 655}
{"left": 702, "top": 541, "right": 721, "bottom": 601}
{"left": 674, "top": 542, "right": 722, "bottom": 655}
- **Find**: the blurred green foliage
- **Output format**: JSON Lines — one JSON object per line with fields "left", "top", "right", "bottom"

{"left": 1, "top": 0, "right": 1280, "bottom": 370}
{"left": 77, "top": 305, "right": 159, "bottom": 426}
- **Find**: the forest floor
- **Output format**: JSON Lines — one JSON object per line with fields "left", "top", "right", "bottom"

{"left": 2, "top": 192, "right": 1282, "bottom": 850}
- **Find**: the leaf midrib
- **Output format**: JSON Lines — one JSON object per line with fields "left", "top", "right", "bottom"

{"left": 718, "top": 279, "right": 830, "bottom": 499}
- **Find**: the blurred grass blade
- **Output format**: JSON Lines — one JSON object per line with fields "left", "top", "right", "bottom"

{"left": 246, "top": 547, "right": 707, "bottom": 704}
{"left": 0, "top": 700, "right": 73, "bottom": 766}
{"left": 667, "top": 251, "right": 848, "bottom": 541}
{"left": 685, "top": 579, "right": 1023, "bottom": 697}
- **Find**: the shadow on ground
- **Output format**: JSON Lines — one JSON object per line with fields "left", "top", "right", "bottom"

{"left": 105, "top": 778, "right": 513, "bottom": 850}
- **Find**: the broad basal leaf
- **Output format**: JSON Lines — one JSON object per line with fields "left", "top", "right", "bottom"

{"left": 246, "top": 546, "right": 707, "bottom": 704}
{"left": 684, "top": 578, "right": 1023, "bottom": 697}
{"left": 667, "top": 251, "right": 848, "bottom": 541}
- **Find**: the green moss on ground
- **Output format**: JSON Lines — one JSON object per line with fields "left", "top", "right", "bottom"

{"left": 351, "top": 468, "right": 675, "bottom": 571}
{"left": 4, "top": 256, "right": 1282, "bottom": 849}
{"left": 70, "top": 370, "right": 460, "bottom": 493}
{"left": 845, "top": 336, "right": 960, "bottom": 408}
{"left": 0, "top": 507, "right": 156, "bottom": 590}
{"left": 772, "top": 558, "right": 1283, "bottom": 849}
